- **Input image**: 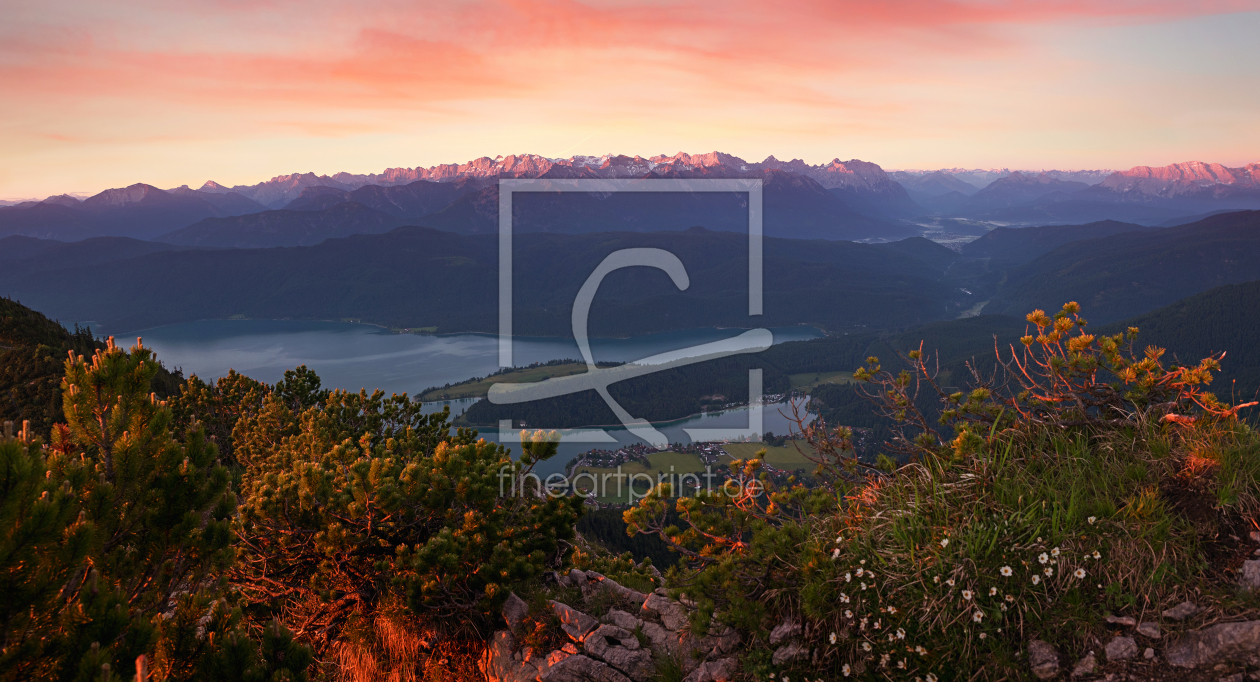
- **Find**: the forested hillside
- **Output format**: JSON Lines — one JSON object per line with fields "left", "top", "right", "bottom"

{"left": 0, "top": 227, "right": 965, "bottom": 336}
{"left": 0, "top": 297, "right": 182, "bottom": 435}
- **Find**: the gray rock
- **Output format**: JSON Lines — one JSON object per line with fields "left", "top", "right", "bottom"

{"left": 1241, "top": 561, "right": 1260, "bottom": 589}
{"left": 682, "top": 658, "right": 739, "bottom": 682}
{"left": 1106, "top": 636, "right": 1138, "bottom": 661}
{"left": 571, "top": 571, "right": 649, "bottom": 607}
{"left": 768, "top": 618, "right": 802, "bottom": 646}
{"left": 1163, "top": 601, "right": 1202, "bottom": 621}
{"left": 1144, "top": 647, "right": 1155, "bottom": 660}
{"left": 1137, "top": 622, "right": 1160, "bottom": 639}
{"left": 503, "top": 593, "right": 529, "bottom": 632}
{"left": 639, "top": 621, "right": 677, "bottom": 657}
{"left": 1167, "top": 620, "right": 1260, "bottom": 669}
{"left": 1106, "top": 614, "right": 1137, "bottom": 627}
{"left": 1028, "top": 640, "right": 1060, "bottom": 680}
{"left": 482, "top": 630, "right": 577, "bottom": 682}
{"left": 1071, "top": 652, "right": 1096, "bottom": 677}
{"left": 583, "top": 624, "right": 637, "bottom": 659}
{"left": 771, "top": 642, "right": 809, "bottom": 665}
{"left": 600, "top": 647, "right": 654, "bottom": 682}
{"left": 642, "top": 593, "right": 689, "bottom": 631}
{"left": 551, "top": 601, "right": 599, "bottom": 642}
{"left": 541, "top": 654, "right": 633, "bottom": 682}
{"left": 1220, "top": 674, "right": 1245, "bottom": 682}
{"left": 604, "top": 609, "right": 642, "bottom": 632}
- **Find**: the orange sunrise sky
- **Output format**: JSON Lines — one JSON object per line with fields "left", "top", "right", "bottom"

{"left": 1, "top": 0, "right": 1258, "bottom": 199}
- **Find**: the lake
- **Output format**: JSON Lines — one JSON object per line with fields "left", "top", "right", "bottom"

{"left": 132, "top": 319, "right": 822, "bottom": 476}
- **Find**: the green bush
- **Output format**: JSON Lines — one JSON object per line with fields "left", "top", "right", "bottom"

{"left": 627, "top": 303, "right": 1260, "bottom": 680}
{"left": 231, "top": 386, "right": 585, "bottom": 659}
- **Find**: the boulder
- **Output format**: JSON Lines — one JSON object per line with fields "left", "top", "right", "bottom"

{"left": 1106, "top": 636, "right": 1138, "bottom": 661}
{"left": 771, "top": 642, "right": 809, "bottom": 665}
{"left": 552, "top": 601, "right": 599, "bottom": 642}
{"left": 1027, "top": 640, "right": 1059, "bottom": 680}
{"left": 583, "top": 625, "right": 639, "bottom": 658}
{"left": 682, "top": 658, "right": 739, "bottom": 682}
{"left": 639, "top": 621, "right": 680, "bottom": 657}
{"left": 604, "top": 609, "right": 643, "bottom": 632}
{"left": 541, "top": 654, "right": 634, "bottom": 682}
{"left": 503, "top": 593, "right": 529, "bottom": 632}
{"left": 1241, "top": 560, "right": 1260, "bottom": 589}
{"left": 769, "top": 618, "right": 802, "bottom": 646}
{"left": 601, "top": 647, "right": 654, "bottom": 681}
{"left": 643, "top": 593, "right": 689, "bottom": 631}
{"left": 1163, "top": 601, "right": 1202, "bottom": 621}
{"left": 1166, "top": 620, "right": 1260, "bottom": 669}
{"left": 482, "top": 630, "right": 579, "bottom": 682}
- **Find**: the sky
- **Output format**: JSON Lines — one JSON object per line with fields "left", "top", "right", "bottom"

{"left": 1, "top": 0, "right": 1258, "bottom": 199}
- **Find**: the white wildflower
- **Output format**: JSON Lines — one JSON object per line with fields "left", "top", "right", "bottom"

{"left": 1000, "top": 566, "right": 1013, "bottom": 577}
{"left": 941, "top": 538, "right": 950, "bottom": 548}
{"left": 946, "top": 578, "right": 956, "bottom": 587}
{"left": 1088, "top": 516, "right": 1096, "bottom": 525}
{"left": 1044, "top": 567, "right": 1053, "bottom": 577}
{"left": 832, "top": 548, "right": 841, "bottom": 559}
{"left": 843, "top": 664, "right": 851, "bottom": 677}
{"left": 989, "top": 587, "right": 998, "bottom": 596}
{"left": 830, "top": 632, "right": 837, "bottom": 644}
{"left": 862, "top": 641, "right": 872, "bottom": 652}
{"left": 972, "top": 611, "right": 984, "bottom": 623}
{"left": 962, "top": 590, "right": 973, "bottom": 600}
{"left": 1038, "top": 552, "right": 1049, "bottom": 564}
{"left": 1074, "top": 568, "right": 1086, "bottom": 579}
{"left": 1051, "top": 547, "right": 1060, "bottom": 557}
{"left": 1031, "top": 575, "right": 1041, "bottom": 585}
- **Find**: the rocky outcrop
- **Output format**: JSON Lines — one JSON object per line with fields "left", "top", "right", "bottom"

{"left": 482, "top": 572, "right": 740, "bottom": 682}
{"left": 1165, "top": 620, "right": 1260, "bottom": 669}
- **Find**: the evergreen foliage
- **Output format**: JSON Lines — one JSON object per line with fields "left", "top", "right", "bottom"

{"left": 1, "top": 336, "right": 310, "bottom": 682}
{"left": 230, "top": 387, "right": 585, "bottom": 656}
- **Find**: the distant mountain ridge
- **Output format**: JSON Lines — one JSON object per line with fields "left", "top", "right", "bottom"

{"left": 6, "top": 154, "right": 1259, "bottom": 244}
{"left": 196, "top": 151, "right": 923, "bottom": 216}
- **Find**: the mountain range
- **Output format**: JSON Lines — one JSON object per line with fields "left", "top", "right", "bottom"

{"left": 2, "top": 154, "right": 1258, "bottom": 247}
